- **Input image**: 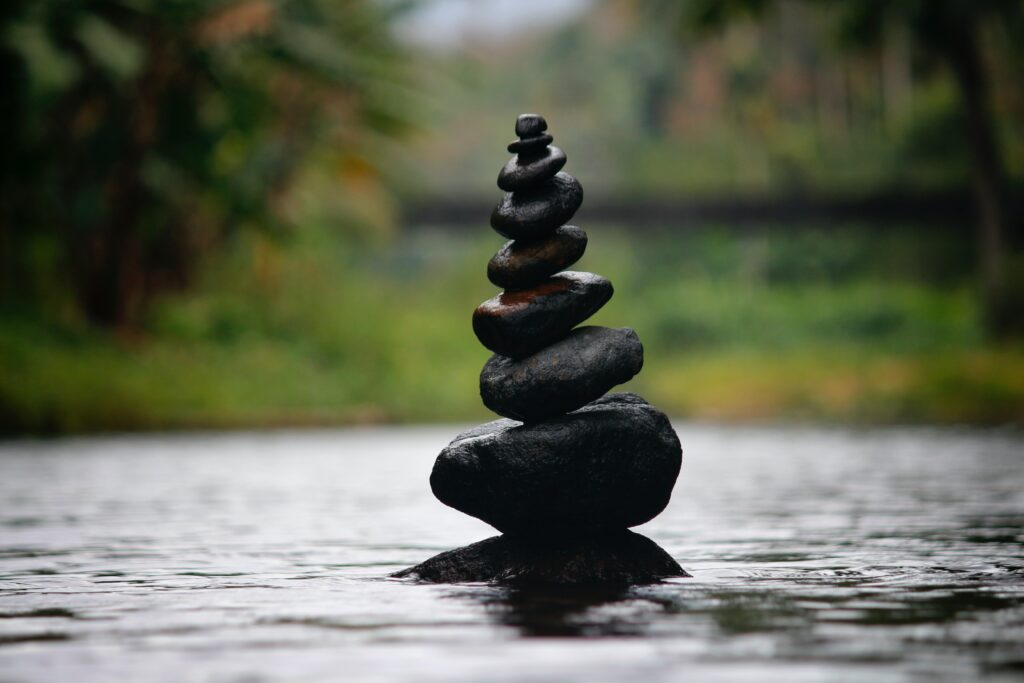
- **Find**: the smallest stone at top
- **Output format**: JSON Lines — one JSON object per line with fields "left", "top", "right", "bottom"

{"left": 515, "top": 114, "right": 547, "bottom": 139}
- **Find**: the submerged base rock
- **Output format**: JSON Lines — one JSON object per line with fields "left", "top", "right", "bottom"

{"left": 393, "top": 531, "right": 688, "bottom": 585}
{"left": 431, "top": 393, "right": 682, "bottom": 535}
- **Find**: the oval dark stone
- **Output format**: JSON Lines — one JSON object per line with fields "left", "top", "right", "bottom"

{"left": 515, "top": 113, "right": 548, "bottom": 138}
{"left": 487, "top": 225, "right": 587, "bottom": 290}
{"left": 507, "top": 133, "right": 553, "bottom": 154}
{"left": 490, "top": 172, "right": 583, "bottom": 242}
{"left": 393, "top": 530, "right": 688, "bottom": 585}
{"left": 480, "top": 326, "right": 643, "bottom": 422}
{"left": 497, "top": 146, "right": 567, "bottom": 192}
{"left": 472, "top": 271, "right": 612, "bottom": 358}
{"left": 429, "top": 393, "right": 684, "bottom": 536}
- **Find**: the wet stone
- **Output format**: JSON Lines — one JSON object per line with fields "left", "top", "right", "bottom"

{"left": 487, "top": 224, "right": 587, "bottom": 290}
{"left": 507, "top": 133, "right": 554, "bottom": 154}
{"left": 393, "top": 530, "right": 688, "bottom": 585}
{"left": 497, "top": 146, "right": 567, "bottom": 192}
{"left": 491, "top": 172, "right": 583, "bottom": 242}
{"left": 472, "top": 271, "right": 612, "bottom": 359}
{"left": 515, "top": 113, "right": 547, "bottom": 138}
{"left": 429, "top": 393, "right": 683, "bottom": 535}
{"left": 480, "top": 326, "right": 643, "bottom": 422}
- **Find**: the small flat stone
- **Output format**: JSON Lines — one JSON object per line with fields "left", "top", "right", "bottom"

{"left": 487, "top": 224, "right": 587, "bottom": 289}
{"left": 393, "top": 530, "right": 688, "bottom": 585}
{"left": 507, "top": 133, "right": 553, "bottom": 154}
{"left": 429, "top": 393, "right": 683, "bottom": 535}
{"left": 515, "top": 113, "right": 547, "bottom": 138}
{"left": 480, "top": 326, "right": 643, "bottom": 421}
{"left": 490, "top": 172, "right": 583, "bottom": 242}
{"left": 472, "top": 271, "right": 612, "bottom": 358}
{"left": 497, "top": 146, "right": 567, "bottom": 192}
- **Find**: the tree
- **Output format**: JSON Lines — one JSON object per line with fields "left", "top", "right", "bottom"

{"left": 682, "top": 0, "right": 1021, "bottom": 336}
{"left": 0, "top": 0, "right": 413, "bottom": 327}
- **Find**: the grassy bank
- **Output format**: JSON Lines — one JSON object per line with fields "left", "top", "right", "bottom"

{"left": 2, "top": 224, "right": 1022, "bottom": 434}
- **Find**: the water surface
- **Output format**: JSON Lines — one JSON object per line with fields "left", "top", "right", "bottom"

{"left": 1, "top": 424, "right": 1022, "bottom": 682}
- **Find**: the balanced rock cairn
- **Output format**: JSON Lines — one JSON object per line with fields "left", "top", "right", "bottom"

{"left": 397, "top": 114, "right": 686, "bottom": 584}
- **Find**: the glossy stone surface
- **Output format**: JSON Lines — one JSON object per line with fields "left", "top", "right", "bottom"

{"left": 472, "top": 271, "right": 612, "bottom": 358}
{"left": 497, "top": 146, "right": 567, "bottom": 192}
{"left": 515, "top": 113, "right": 548, "bottom": 138}
{"left": 491, "top": 172, "right": 583, "bottom": 242}
{"left": 480, "top": 326, "right": 643, "bottom": 422}
{"left": 393, "top": 531, "right": 687, "bottom": 585}
{"left": 507, "top": 133, "right": 554, "bottom": 154}
{"left": 430, "top": 393, "right": 683, "bottom": 535}
{"left": 487, "top": 224, "right": 587, "bottom": 289}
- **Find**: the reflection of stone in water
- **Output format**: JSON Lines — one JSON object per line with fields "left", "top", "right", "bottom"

{"left": 466, "top": 583, "right": 809, "bottom": 640}
{"left": 701, "top": 592, "right": 810, "bottom": 635}
{"left": 483, "top": 585, "right": 643, "bottom": 638}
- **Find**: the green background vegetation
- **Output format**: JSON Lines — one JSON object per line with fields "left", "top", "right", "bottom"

{"left": 1, "top": 0, "right": 1023, "bottom": 434}
{"left": 4, "top": 222, "right": 1022, "bottom": 433}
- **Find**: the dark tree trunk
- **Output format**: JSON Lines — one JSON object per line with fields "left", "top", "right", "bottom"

{"left": 69, "top": 29, "right": 173, "bottom": 328}
{"left": 941, "top": 16, "right": 1010, "bottom": 336}
{"left": 77, "top": 170, "right": 146, "bottom": 327}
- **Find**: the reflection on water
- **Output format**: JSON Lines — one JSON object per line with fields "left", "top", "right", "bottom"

{"left": 0, "top": 424, "right": 1022, "bottom": 682}
{"left": 473, "top": 585, "right": 642, "bottom": 637}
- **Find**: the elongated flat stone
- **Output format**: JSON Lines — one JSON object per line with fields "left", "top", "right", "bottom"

{"left": 497, "top": 146, "right": 567, "bottom": 192}
{"left": 472, "top": 271, "right": 611, "bottom": 358}
{"left": 481, "top": 326, "right": 643, "bottom": 421}
{"left": 487, "top": 225, "right": 587, "bottom": 289}
{"left": 429, "top": 393, "right": 683, "bottom": 535}
{"left": 393, "top": 530, "right": 688, "bottom": 585}
{"left": 490, "top": 172, "right": 583, "bottom": 242}
{"left": 507, "top": 133, "right": 553, "bottom": 154}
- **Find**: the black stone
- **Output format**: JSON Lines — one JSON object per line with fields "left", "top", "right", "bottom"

{"left": 491, "top": 172, "right": 583, "bottom": 242}
{"left": 430, "top": 393, "right": 683, "bottom": 535}
{"left": 497, "top": 146, "right": 567, "bottom": 192}
{"left": 508, "top": 133, "right": 553, "bottom": 154}
{"left": 515, "top": 113, "right": 548, "bottom": 138}
{"left": 393, "top": 531, "right": 688, "bottom": 585}
{"left": 487, "top": 224, "right": 587, "bottom": 290}
{"left": 480, "top": 326, "right": 643, "bottom": 422}
{"left": 472, "top": 271, "right": 611, "bottom": 358}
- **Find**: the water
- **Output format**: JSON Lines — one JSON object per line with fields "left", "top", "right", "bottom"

{"left": 0, "top": 424, "right": 1022, "bottom": 682}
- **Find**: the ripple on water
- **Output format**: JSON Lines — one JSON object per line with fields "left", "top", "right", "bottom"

{"left": 0, "top": 425, "right": 1022, "bottom": 682}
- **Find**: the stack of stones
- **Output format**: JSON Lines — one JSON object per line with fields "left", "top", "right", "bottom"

{"left": 397, "top": 115, "right": 686, "bottom": 585}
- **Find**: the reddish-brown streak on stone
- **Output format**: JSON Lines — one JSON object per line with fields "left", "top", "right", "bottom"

{"left": 498, "top": 280, "right": 571, "bottom": 306}
{"left": 470, "top": 271, "right": 612, "bottom": 358}
{"left": 474, "top": 280, "right": 572, "bottom": 316}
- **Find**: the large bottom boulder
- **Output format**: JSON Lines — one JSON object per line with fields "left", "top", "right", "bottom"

{"left": 430, "top": 393, "right": 682, "bottom": 535}
{"left": 393, "top": 531, "right": 688, "bottom": 585}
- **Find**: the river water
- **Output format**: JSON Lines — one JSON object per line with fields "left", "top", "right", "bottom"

{"left": 0, "top": 423, "right": 1022, "bottom": 682}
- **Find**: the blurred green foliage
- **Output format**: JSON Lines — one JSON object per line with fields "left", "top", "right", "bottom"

{"left": 2, "top": 0, "right": 1023, "bottom": 433}
{"left": 0, "top": 0, "right": 413, "bottom": 326}
{"left": 677, "top": 0, "right": 1024, "bottom": 335}
{"left": 404, "top": 0, "right": 1024, "bottom": 198}
{"left": 2, "top": 223, "right": 1022, "bottom": 434}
